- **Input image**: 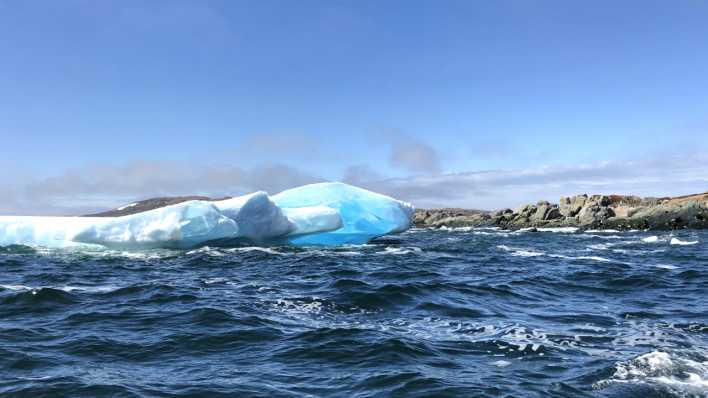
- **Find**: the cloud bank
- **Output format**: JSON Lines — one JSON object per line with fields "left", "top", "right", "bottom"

{"left": 3, "top": 152, "right": 707, "bottom": 216}
{"left": 4, "top": 162, "right": 323, "bottom": 216}
{"left": 360, "top": 153, "right": 708, "bottom": 209}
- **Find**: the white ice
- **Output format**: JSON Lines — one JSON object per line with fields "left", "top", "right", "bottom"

{"left": 0, "top": 182, "right": 413, "bottom": 249}
{"left": 72, "top": 201, "right": 239, "bottom": 249}
{"left": 0, "top": 216, "right": 103, "bottom": 248}
{"left": 213, "top": 191, "right": 293, "bottom": 242}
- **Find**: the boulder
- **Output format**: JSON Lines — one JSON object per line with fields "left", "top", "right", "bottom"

{"left": 545, "top": 207, "right": 562, "bottom": 220}
{"left": 530, "top": 204, "right": 550, "bottom": 222}
{"left": 559, "top": 195, "right": 587, "bottom": 217}
{"left": 577, "top": 203, "right": 615, "bottom": 226}
{"left": 429, "top": 213, "right": 492, "bottom": 228}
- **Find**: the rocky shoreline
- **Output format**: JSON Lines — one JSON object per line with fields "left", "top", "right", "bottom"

{"left": 414, "top": 192, "right": 708, "bottom": 231}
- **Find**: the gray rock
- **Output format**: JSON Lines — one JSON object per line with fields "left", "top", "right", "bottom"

{"left": 545, "top": 207, "right": 562, "bottom": 220}
{"left": 559, "top": 195, "right": 587, "bottom": 217}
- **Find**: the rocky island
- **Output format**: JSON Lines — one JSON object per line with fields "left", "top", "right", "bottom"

{"left": 414, "top": 192, "right": 708, "bottom": 230}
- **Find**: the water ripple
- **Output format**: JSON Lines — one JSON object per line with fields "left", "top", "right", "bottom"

{"left": 0, "top": 229, "right": 706, "bottom": 397}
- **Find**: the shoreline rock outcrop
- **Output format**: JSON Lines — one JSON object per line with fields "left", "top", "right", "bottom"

{"left": 414, "top": 192, "right": 708, "bottom": 231}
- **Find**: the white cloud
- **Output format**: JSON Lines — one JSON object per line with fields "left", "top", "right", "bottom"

{"left": 355, "top": 153, "right": 708, "bottom": 209}
{"left": 5, "top": 161, "right": 323, "bottom": 216}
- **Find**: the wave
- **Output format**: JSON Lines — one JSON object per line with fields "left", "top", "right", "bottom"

{"left": 583, "top": 234, "right": 624, "bottom": 240}
{"left": 497, "top": 245, "right": 622, "bottom": 263}
{"left": 379, "top": 247, "right": 423, "bottom": 255}
{"left": 496, "top": 245, "right": 544, "bottom": 257}
{"left": 548, "top": 254, "right": 616, "bottom": 263}
{"left": 536, "top": 227, "right": 579, "bottom": 233}
{"left": 596, "top": 351, "right": 708, "bottom": 396}
{"left": 671, "top": 238, "right": 699, "bottom": 246}
{"left": 636, "top": 236, "right": 701, "bottom": 246}
{"left": 1, "top": 284, "right": 121, "bottom": 294}
{"left": 263, "top": 294, "right": 616, "bottom": 359}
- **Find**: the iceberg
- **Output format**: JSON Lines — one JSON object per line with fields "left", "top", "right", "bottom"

{"left": 0, "top": 183, "right": 414, "bottom": 249}
{"left": 273, "top": 182, "right": 415, "bottom": 245}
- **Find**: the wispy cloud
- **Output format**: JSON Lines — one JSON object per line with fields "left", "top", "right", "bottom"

{"left": 352, "top": 153, "right": 708, "bottom": 209}
{"left": 389, "top": 140, "right": 441, "bottom": 174}
{"left": 6, "top": 161, "right": 323, "bottom": 216}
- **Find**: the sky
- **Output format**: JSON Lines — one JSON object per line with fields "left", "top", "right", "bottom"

{"left": 1, "top": 0, "right": 707, "bottom": 215}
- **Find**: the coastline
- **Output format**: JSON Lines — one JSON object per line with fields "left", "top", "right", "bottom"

{"left": 414, "top": 192, "right": 708, "bottom": 231}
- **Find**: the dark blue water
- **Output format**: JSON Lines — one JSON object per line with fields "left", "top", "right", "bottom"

{"left": 1, "top": 227, "right": 707, "bottom": 397}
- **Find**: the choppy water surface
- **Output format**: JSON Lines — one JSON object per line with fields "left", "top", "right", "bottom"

{"left": 1, "top": 228, "right": 707, "bottom": 397}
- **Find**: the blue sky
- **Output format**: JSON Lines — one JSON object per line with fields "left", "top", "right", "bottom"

{"left": 1, "top": 0, "right": 707, "bottom": 214}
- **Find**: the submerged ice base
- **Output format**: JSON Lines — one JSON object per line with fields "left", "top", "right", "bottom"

{"left": 0, "top": 183, "right": 413, "bottom": 249}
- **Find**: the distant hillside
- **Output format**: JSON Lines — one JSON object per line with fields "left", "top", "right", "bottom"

{"left": 83, "top": 196, "right": 230, "bottom": 217}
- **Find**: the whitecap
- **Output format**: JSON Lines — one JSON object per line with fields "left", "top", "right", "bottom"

{"left": 537, "top": 227, "right": 579, "bottom": 233}
{"left": 496, "top": 245, "right": 545, "bottom": 257}
{"left": 491, "top": 360, "right": 512, "bottom": 368}
{"left": 379, "top": 246, "right": 423, "bottom": 255}
{"left": 299, "top": 248, "right": 363, "bottom": 256}
{"left": 186, "top": 246, "right": 225, "bottom": 256}
{"left": 548, "top": 254, "right": 615, "bottom": 263}
{"left": 226, "top": 247, "right": 284, "bottom": 255}
{"left": 510, "top": 250, "right": 545, "bottom": 257}
{"left": 473, "top": 231, "right": 511, "bottom": 236}
{"left": 670, "top": 238, "right": 698, "bottom": 246}
{"left": 202, "top": 277, "right": 228, "bottom": 285}
{"left": 582, "top": 234, "right": 623, "bottom": 240}
{"left": 333, "top": 251, "right": 362, "bottom": 256}
{"left": 588, "top": 243, "right": 613, "bottom": 250}
{"left": 61, "top": 285, "right": 120, "bottom": 293}
{"left": 0, "top": 284, "right": 119, "bottom": 293}
{"left": 0, "top": 284, "right": 32, "bottom": 291}
{"left": 272, "top": 298, "right": 326, "bottom": 316}
{"left": 96, "top": 250, "right": 175, "bottom": 260}
{"left": 438, "top": 226, "right": 477, "bottom": 232}
{"left": 574, "top": 256, "right": 614, "bottom": 263}
{"left": 597, "top": 351, "right": 708, "bottom": 396}
{"left": 653, "top": 264, "right": 679, "bottom": 270}
{"left": 642, "top": 236, "right": 659, "bottom": 243}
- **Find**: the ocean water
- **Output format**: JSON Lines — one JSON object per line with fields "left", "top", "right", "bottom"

{"left": 1, "top": 228, "right": 707, "bottom": 398}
